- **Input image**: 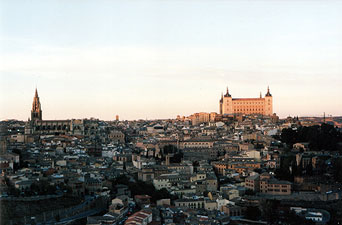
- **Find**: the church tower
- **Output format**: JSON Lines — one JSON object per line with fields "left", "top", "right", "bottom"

{"left": 31, "top": 88, "right": 42, "bottom": 121}
{"left": 219, "top": 92, "right": 223, "bottom": 114}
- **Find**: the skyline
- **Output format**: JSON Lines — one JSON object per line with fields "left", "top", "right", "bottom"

{"left": 2, "top": 86, "right": 338, "bottom": 121}
{"left": 1, "top": 1, "right": 342, "bottom": 120}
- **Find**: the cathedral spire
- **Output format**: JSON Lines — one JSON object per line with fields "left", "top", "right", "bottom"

{"left": 260, "top": 92, "right": 262, "bottom": 98}
{"left": 31, "top": 88, "right": 42, "bottom": 121}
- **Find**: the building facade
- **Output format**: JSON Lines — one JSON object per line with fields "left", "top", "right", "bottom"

{"left": 245, "top": 172, "right": 292, "bottom": 195}
{"left": 219, "top": 86, "right": 273, "bottom": 116}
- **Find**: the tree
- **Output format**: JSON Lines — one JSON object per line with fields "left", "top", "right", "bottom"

{"left": 113, "top": 175, "right": 130, "bottom": 186}
{"left": 275, "top": 154, "right": 296, "bottom": 181}
{"left": 281, "top": 128, "right": 298, "bottom": 148}
{"left": 245, "top": 189, "right": 255, "bottom": 196}
{"left": 29, "top": 180, "right": 57, "bottom": 195}
{"left": 55, "top": 214, "right": 60, "bottom": 222}
{"left": 331, "top": 158, "right": 342, "bottom": 182}
{"left": 163, "top": 145, "right": 177, "bottom": 154}
{"left": 152, "top": 188, "right": 172, "bottom": 202}
{"left": 280, "top": 124, "right": 342, "bottom": 152}
{"left": 260, "top": 199, "right": 280, "bottom": 223}
{"left": 245, "top": 206, "right": 261, "bottom": 220}
{"left": 170, "top": 151, "right": 183, "bottom": 163}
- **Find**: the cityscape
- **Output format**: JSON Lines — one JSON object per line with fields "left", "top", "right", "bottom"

{"left": 1, "top": 87, "right": 341, "bottom": 225}
{"left": 1, "top": 1, "right": 342, "bottom": 225}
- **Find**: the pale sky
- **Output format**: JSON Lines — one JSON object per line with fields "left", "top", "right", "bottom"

{"left": 1, "top": 0, "right": 341, "bottom": 120}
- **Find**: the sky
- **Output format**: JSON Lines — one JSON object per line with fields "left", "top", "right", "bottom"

{"left": 0, "top": 0, "right": 341, "bottom": 121}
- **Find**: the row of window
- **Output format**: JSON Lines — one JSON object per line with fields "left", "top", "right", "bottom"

{"left": 234, "top": 109, "right": 264, "bottom": 112}
{"left": 262, "top": 184, "right": 289, "bottom": 188}
{"left": 263, "top": 189, "right": 289, "bottom": 192}
{"left": 228, "top": 211, "right": 241, "bottom": 217}
{"left": 35, "top": 125, "right": 69, "bottom": 130}
{"left": 178, "top": 202, "right": 204, "bottom": 207}
{"left": 232, "top": 102, "right": 264, "bottom": 105}
{"left": 185, "top": 142, "right": 210, "bottom": 145}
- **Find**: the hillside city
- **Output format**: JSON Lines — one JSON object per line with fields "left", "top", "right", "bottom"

{"left": 0, "top": 89, "right": 342, "bottom": 225}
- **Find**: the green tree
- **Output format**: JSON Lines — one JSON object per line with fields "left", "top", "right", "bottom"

{"left": 55, "top": 214, "right": 60, "bottom": 222}
{"left": 245, "top": 189, "right": 255, "bottom": 196}
{"left": 152, "top": 188, "right": 172, "bottom": 202}
{"left": 331, "top": 158, "right": 342, "bottom": 182}
{"left": 281, "top": 124, "right": 342, "bottom": 151}
{"left": 260, "top": 200, "right": 280, "bottom": 223}
{"left": 170, "top": 151, "right": 183, "bottom": 163}
{"left": 163, "top": 145, "right": 177, "bottom": 154}
{"left": 275, "top": 154, "right": 296, "bottom": 181}
{"left": 245, "top": 206, "right": 261, "bottom": 220}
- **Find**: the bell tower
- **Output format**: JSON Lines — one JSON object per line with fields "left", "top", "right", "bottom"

{"left": 31, "top": 88, "right": 42, "bottom": 121}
